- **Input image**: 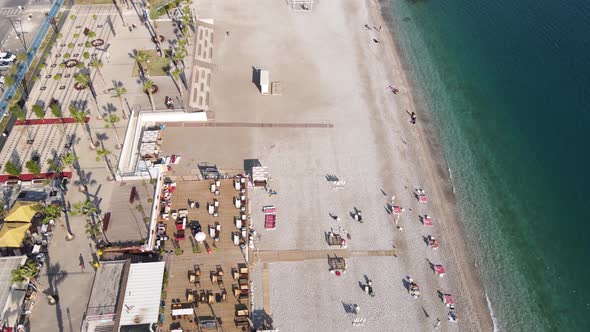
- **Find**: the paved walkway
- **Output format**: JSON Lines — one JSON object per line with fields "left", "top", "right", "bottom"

{"left": 252, "top": 249, "right": 396, "bottom": 263}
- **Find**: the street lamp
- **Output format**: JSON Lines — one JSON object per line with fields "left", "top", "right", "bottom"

{"left": 7, "top": 18, "right": 27, "bottom": 50}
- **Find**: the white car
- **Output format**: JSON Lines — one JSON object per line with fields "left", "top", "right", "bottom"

{"left": 0, "top": 52, "right": 16, "bottom": 62}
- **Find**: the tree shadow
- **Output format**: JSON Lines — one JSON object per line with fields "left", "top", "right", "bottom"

{"left": 102, "top": 102, "right": 117, "bottom": 115}
{"left": 43, "top": 254, "right": 69, "bottom": 332}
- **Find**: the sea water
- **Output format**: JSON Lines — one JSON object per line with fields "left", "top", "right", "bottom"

{"left": 381, "top": 0, "right": 590, "bottom": 330}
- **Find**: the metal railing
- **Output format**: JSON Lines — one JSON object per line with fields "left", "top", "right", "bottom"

{"left": 0, "top": 0, "right": 64, "bottom": 116}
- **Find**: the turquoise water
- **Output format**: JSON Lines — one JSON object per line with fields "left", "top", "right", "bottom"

{"left": 382, "top": 0, "right": 590, "bottom": 330}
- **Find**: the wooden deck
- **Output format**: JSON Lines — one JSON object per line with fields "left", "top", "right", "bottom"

{"left": 161, "top": 179, "right": 250, "bottom": 332}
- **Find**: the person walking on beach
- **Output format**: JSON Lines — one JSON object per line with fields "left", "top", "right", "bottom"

{"left": 410, "top": 112, "right": 417, "bottom": 124}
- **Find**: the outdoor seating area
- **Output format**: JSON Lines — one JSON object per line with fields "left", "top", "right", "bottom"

{"left": 159, "top": 178, "right": 251, "bottom": 332}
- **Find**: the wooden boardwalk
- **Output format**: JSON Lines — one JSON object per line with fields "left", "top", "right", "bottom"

{"left": 252, "top": 249, "right": 396, "bottom": 263}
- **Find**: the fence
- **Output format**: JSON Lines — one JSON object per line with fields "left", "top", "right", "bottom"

{"left": 0, "top": 0, "right": 64, "bottom": 116}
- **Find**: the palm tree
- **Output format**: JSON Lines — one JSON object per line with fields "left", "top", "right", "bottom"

{"left": 11, "top": 105, "right": 32, "bottom": 141}
{"left": 96, "top": 148, "right": 114, "bottom": 179}
{"left": 36, "top": 204, "right": 73, "bottom": 240}
{"left": 73, "top": 72, "right": 90, "bottom": 89}
{"left": 142, "top": 80, "right": 156, "bottom": 111}
{"left": 69, "top": 105, "right": 96, "bottom": 149}
{"left": 75, "top": 73, "right": 102, "bottom": 119}
{"left": 61, "top": 152, "right": 79, "bottom": 169}
{"left": 134, "top": 50, "right": 148, "bottom": 77}
{"left": 88, "top": 58, "right": 106, "bottom": 86}
{"left": 71, "top": 200, "right": 98, "bottom": 217}
{"left": 169, "top": 67, "right": 183, "bottom": 96}
{"left": 104, "top": 114, "right": 122, "bottom": 148}
{"left": 47, "top": 158, "right": 64, "bottom": 175}
{"left": 111, "top": 86, "right": 128, "bottom": 119}
{"left": 11, "top": 259, "right": 40, "bottom": 288}
{"left": 145, "top": 4, "right": 164, "bottom": 57}
{"left": 85, "top": 222, "right": 103, "bottom": 240}
{"left": 32, "top": 104, "right": 45, "bottom": 120}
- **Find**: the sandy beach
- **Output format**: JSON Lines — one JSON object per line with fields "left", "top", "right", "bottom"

{"left": 162, "top": 0, "right": 494, "bottom": 330}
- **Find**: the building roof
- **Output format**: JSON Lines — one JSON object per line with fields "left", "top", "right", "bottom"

{"left": 0, "top": 256, "right": 27, "bottom": 327}
{"left": 4, "top": 201, "right": 38, "bottom": 223}
{"left": 0, "top": 223, "right": 30, "bottom": 248}
{"left": 86, "top": 261, "right": 126, "bottom": 318}
{"left": 118, "top": 262, "right": 165, "bottom": 328}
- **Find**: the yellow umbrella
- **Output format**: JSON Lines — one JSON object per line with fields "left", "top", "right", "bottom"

{"left": 4, "top": 201, "right": 39, "bottom": 223}
{"left": 0, "top": 222, "right": 30, "bottom": 247}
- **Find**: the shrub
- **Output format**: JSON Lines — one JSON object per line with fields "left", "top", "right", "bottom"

{"left": 53, "top": 74, "right": 61, "bottom": 80}
{"left": 67, "top": 42, "right": 74, "bottom": 49}
{"left": 56, "top": 33, "right": 63, "bottom": 39}
{"left": 70, "top": 15, "right": 75, "bottom": 20}
{"left": 83, "top": 52, "right": 90, "bottom": 59}
{"left": 84, "top": 41, "right": 91, "bottom": 48}
{"left": 38, "top": 63, "right": 46, "bottom": 69}
{"left": 92, "top": 14, "right": 97, "bottom": 20}
{"left": 73, "top": 33, "right": 79, "bottom": 38}
{"left": 76, "top": 62, "right": 84, "bottom": 69}
{"left": 87, "top": 31, "right": 96, "bottom": 38}
{"left": 63, "top": 53, "right": 70, "bottom": 59}
{"left": 174, "top": 247, "right": 183, "bottom": 255}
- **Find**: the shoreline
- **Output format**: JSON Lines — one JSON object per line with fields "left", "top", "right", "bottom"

{"left": 369, "top": 0, "right": 494, "bottom": 329}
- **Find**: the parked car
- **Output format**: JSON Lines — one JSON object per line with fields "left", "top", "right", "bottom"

{"left": 0, "top": 52, "right": 16, "bottom": 62}
{"left": 0, "top": 61, "right": 13, "bottom": 71}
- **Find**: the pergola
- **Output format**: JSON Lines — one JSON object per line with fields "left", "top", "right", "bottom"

{"left": 288, "top": 0, "right": 314, "bottom": 11}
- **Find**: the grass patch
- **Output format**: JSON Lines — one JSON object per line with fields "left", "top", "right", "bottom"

{"left": 131, "top": 49, "right": 171, "bottom": 77}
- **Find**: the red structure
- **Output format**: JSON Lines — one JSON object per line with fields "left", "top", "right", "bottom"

{"left": 14, "top": 116, "right": 90, "bottom": 126}
{"left": 0, "top": 171, "right": 72, "bottom": 183}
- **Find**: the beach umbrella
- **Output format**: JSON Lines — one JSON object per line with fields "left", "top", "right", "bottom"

{"left": 195, "top": 232, "right": 206, "bottom": 242}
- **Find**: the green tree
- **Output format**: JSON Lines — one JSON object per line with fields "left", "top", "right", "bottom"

{"left": 85, "top": 222, "right": 103, "bottom": 240}
{"left": 103, "top": 114, "right": 122, "bottom": 148}
{"left": 25, "top": 160, "right": 41, "bottom": 176}
{"left": 69, "top": 105, "right": 96, "bottom": 148}
{"left": 87, "top": 30, "right": 96, "bottom": 38}
{"left": 61, "top": 152, "right": 79, "bottom": 169}
{"left": 170, "top": 67, "right": 183, "bottom": 96}
{"left": 47, "top": 158, "right": 64, "bottom": 174}
{"left": 32, "top": 104, "right": 45, "bottom": 120}
{"left": 4, "top": 161, "right": 21, "bottom": 177}
{"left": 110, "top": 86, "right": 127, "bottom": 119}
{"left": 49, "top": 101, "right": 66, "bottom": 136}
{"left": 133, "top": 50, "right": 148, "bottom": 77}
{"left": 35, "top": 204, "right": 73, "bottom": 239}
{"left": 142, "top": 80, "right": 156, "bottom": 112}
{"left": 11, "top": 259, "right": 40, "bottom": 287}
{"left": 96, "top": 148, "right": 113, "bottom": 178}
{"left": 88, "top": 58, "right": 105, "bottom": 86}
{"left": 71, "top": 200, "right": 98, "bottom": 217}
{"left": 73, "top": 72, "right": 90, "bottom": 89}
{"left": 16, "top": 52, "right": 28, "bottom": 64}
{"left": 74, "top": 73, "right": 101, "bottom": 119}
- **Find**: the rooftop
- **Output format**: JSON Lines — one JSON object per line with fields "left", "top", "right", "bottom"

{"left": 86, "top": 260, "right": 126, "bottom": 318}
{"left": 118, "top": 261, "right": 165, "bottom": 328}
{"left": 0, "top": 256, "right": 27, "bottom": 327}
{"left": 103, "top": 181, "right": 155, "bottom": 244}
